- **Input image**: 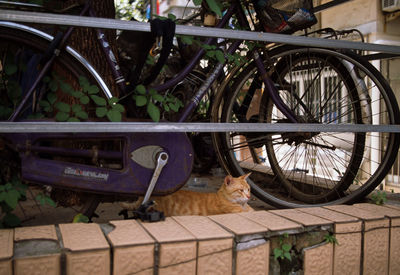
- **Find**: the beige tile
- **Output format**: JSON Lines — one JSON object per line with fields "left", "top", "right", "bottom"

{"left": 333, "top": 229, "right": 361, "bottom": 275}
{"left": 59, "top": 223, "right": 109, "bottom": 251}
{"left": 303, "top": 242, "right": 333, "bottom": 275}
{"left": 0, "top": 260, "right": 11, "bottom": 275}
{"left": 172, "top": 215, "right": 232, "bottom": 240}
{"left": 390, "top": 223, "right": 400, "bottom": 275}
{"left": 65, "top": 250, "right": 109, "bottom": 275}
{"left": 236, "top": 240, "right": 269, "bottom": 275}
{"left": 106, "top": 220, "right": 155, "bottom": 275}
{"left": 334, "top": 221, "right": 362, "bottom": 234}
{"left": 198, "top": 249, "right": 232, "bottom": 275}
{"left": 113, "top": 245, "right": 154, "bottom": 275}
{"left": 14, "top": 225, "right": 57, "bottom": 241}
{"left": 354, "top": 203, "right": 400, "bottom": 218}
{"left": 139, "top": 217, "right": 195, "bottom": 243}
{"left": 14, "top": 254, "right": 60, "bottom": 275}
{"left": 270, "top": 209, "right": 332, "bottom": 227}
{"left": 140, "top": 218, "right": 197, "bottom": 269}
{"left": 363, "top": 219, "right": 390, "bottom": 275}
{"left": 59, "top": 223, "right": 110, "bottom": 275}
{"left": 198, "top": 238, "right": 232, "bottom": 257}
{"left": 324, "top": 205, "right": 384, "bottom": 220}
{"left": 13, "top": 225, "right": 61, "bottom": 275}
{"left": 172, "top": 215, "right": 233, "bottom": 273}
{"left": 300, "top": 207, "right": 359, "bottom": 223}
{"left": 158, "top": 259, "right": 196, "bottom": 275}
{"left": 209, "top": 213, "right": 268, "bottom": 237}
{"left": 0, "top": 229, "right": 13, "bottom": 274}
{"left": 107, "top": 220, "right": 154, "bottom": 246}
{"left": 239, "top": 210, "right": 303, "bottom": 232}
{"left": 158, "top": 241, "right": 197, "bottom": 267}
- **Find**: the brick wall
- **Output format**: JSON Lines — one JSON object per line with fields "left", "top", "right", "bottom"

{"left": 1, "top": 203, "right": 400, "bottom": 275}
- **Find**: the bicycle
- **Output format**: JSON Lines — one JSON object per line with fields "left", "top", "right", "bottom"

{"left": 0, "top": 0, "right": 399, "bottom": 222}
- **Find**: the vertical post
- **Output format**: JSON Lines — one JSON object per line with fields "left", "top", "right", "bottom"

{"left": 150, "top": 0, "right": 158, "bottom": 19}
{"left": 371, "top": 60, "right": 383, "bottom": 188}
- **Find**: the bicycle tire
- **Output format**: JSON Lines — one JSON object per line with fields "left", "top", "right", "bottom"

{"left": 0, "top": 24, "right": 112, "bottom": 223}
{"left": 219, "top": 46, "right": 400, "bottom": 208}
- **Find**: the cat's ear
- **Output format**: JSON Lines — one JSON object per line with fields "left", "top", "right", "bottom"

{"left": 240, "top": 173, "right": 252, "bottom": 180}
{"left": 224, "top": 175, "right": 233, "bottom": 186}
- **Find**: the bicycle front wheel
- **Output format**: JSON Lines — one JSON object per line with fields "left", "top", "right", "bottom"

{"left": 220, "top": 47, "right": 400, "bottom": 208}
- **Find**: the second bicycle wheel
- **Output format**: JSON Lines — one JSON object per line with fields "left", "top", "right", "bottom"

{"left": 220, "top": 47, "right": 400, "bottom": 208}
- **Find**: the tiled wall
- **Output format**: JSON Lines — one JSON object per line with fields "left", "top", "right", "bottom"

{"left": 1, "top": 203, "right": 400, "bottom": 275}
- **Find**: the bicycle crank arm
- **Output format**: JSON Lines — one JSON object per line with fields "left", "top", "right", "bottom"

{"left": 142, "top": 151, "right": 169, "bottom": 205}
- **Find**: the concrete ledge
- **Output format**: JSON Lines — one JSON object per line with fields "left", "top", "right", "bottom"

{"left": 1, "top": 203, "right": 400, "bottom": 274}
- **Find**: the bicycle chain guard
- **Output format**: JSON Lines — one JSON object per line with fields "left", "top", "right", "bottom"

{"left": 6, "top": 132, "right": 194, "bottom": 196}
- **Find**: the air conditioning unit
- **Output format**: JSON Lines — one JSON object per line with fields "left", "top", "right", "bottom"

{"left": 382, "top": 0, "right": 400, "bottom": 12}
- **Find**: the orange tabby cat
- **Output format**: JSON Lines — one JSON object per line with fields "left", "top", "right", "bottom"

{"left": 120, "top": 174, "right": 254, "bottom": 216}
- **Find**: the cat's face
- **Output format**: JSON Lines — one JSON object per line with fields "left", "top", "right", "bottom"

{"left": 222, "top": 173, "right": 251, "bottom": 205}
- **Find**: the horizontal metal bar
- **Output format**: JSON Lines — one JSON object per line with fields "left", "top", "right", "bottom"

{"left": 0, "top": 122, "right": 400, "bottom": 133}
{"left": 1, "top": 9, "right": 400, "bottom": 54}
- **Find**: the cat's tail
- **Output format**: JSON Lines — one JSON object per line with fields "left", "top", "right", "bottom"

{"left": 119, "top": 198, "right": 143, "bottom": 210}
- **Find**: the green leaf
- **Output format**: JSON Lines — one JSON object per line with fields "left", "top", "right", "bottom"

{"left": 80, "top": 95, "right": 90, "bottom": 105}
{"left": 148, "top": 89, "right": 157, "bottom": 96}
{"left": 147, "top": 102, "right": 160, "bottom": 122}
{"left": 87, "top": 85, "right": 99, "bottom": 95}
{"left": 67, "top": 117, "right": 80, "bottom": 122}
{"left": 282, "top": 243, "right": 291, "bottom": 252}
{"left": 6, "top": 80, "right": 22, "bottom": 102}
{"left": 283, "top": 252, "right": 292, "bottom": 261}
{"left": 73, "top": 213, "right": 89, "bottom": 223}
{"left": 193, "top": 0, "right": 202, "bottom": 5}
{"left": 135, "top": 85, "right": 147, "bottom": 95}
{"left": 4, "top": 189, "right": 20, "bottom": 209}
{"left": 49, "top": 80, "right": 58, "bottom": 92}
{"left": 71, "top": 104, "right": 82, "bottom": 113}
{"left": 47, "top": 92, "right": 57, "bottom": 105}
{"left": 60, "top": 82, "right": 74, "bottom": 94}
{"left": 55, "top": 102, "right": 71, "bottom": 113}
{"left": 75, "top": 111, "right": 88, "bottom": 120}
{"left": 168, "top": 13, "right": 176, "bottom": 21}
{"left": 106, "top": 109, "right": 122, "bottom": 122}
{"left": 112, "top": 104, "right": 125, "bottom": 113}
{"left": 71, "top": 90, "right": 84, "bottom": 99}
{"left": 3, "top": 213, "right": 21, "bottom": 227}
{"left": 206, "top": 50, "right": 216, "bottom": 58}
{"left": 180, "top": 35, "right": 194, "bottom": 45}
{"left": 55, "top": 111, "right": 70, "bottom": 122}
{"left": 135, "top": 95, "right": 147, "bottom": 107}
{"left": 215, "top": 50, "right": 225, "bottom": 63}
{"left": 169, "top": 102, "right": 180, "bottom": 112}
{"left": 5, "top": 64, "right": 17, "bottom": 75}
{"left": 0, "top": 191, "right": 6, "bottom": 202}
{"left": 90, "top": 95, "right": 107, "bottom": 106}
{"left": 79, "top": 76, "right": 90, "bottom": 91}
{"left": 39, "top": 100, "right": 50, "bottom": 108}
{"left": 108, "top": 97, "right": 119, "bottom": 105}
{"left": 96, "top": 107, "right": 108, "bottom": 118}
{"left": 273, "top": 248, "right": 283, "bottom": 260}
{"left": 152, "top": 94, "right": 164, "bottom": 103}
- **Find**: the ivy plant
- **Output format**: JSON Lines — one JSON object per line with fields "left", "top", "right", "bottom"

{"left": 273, "top": 233, "right": 292, "bottom": 261}
{"left": 132, "top": 84, "right": 183, "bottom": 122}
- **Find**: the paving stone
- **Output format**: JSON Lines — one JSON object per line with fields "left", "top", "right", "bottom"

{"left": 59, "top": 223, "right": 110, "bottom": 275}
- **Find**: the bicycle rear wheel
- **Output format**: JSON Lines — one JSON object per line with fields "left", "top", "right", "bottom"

{"left": 220, "top": 47, "right": 400, "bottom": 208}
{"left": 0, "top": 23, "right": 113, "bottom": 223}
{"left": 0, "top": 22, "right": 111, "bottom": 121}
